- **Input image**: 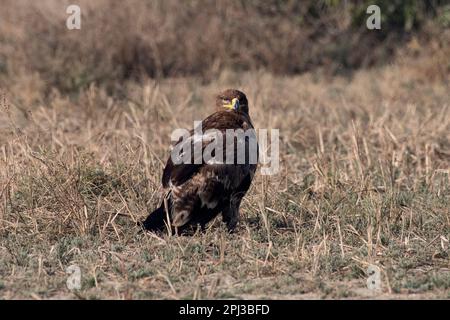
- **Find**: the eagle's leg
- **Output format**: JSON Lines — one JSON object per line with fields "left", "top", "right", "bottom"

{"left": 222, "top": 197, "right": 242, "bottom": 231}
{"left": 172, "top": 202, "right": 195, "bottom": 228}
{"left": 171, "top": 183, "right": 198, "bottom": 228}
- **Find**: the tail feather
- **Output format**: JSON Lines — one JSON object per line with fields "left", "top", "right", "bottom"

{"left": 142, "top": 193, "right": 172, "bottom": 232}
{"left": 142, "top": 204, "right": 168, "bottom": 231}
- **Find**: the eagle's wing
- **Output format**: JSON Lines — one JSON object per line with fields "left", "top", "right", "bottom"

{"left": 158, "top": 110, "right": 257, "bottom": 229}
{"left": 162, "top": 111, "right": 255, "bottom": 188}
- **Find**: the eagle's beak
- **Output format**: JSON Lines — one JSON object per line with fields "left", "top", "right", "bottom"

{"left": 223, "top": 98, "right": 239, "bottom": 110}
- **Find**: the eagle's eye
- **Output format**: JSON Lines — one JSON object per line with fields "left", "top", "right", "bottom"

{"left": 222, "top": 98, "right": 231, "bottom": 104}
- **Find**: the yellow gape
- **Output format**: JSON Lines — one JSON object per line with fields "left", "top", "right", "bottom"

{"left": 223, "top": 98, "right": 239, "bottom": 110}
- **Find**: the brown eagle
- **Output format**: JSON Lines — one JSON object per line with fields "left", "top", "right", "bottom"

{"left": 142, "top": 89, "right": 257, "bottom": 233}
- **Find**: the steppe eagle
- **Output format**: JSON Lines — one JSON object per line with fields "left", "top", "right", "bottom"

{"left": 142, "top": 89, "right": 258, "bottom": 233}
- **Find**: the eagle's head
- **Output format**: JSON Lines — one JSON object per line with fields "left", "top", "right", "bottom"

{"left": 216, "top": 89, "right": 249, "bottom": 114}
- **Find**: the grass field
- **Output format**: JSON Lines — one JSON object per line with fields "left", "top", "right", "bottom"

{"left": 0, "top": 1, "right": 450, "bottom": 300}
{"left": 1, "top": 63, "right": 449, "bottom": 299}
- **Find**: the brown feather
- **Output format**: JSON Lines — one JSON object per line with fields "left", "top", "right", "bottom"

{"left": 143, "top": 89, "right": 257, "bottom": 233}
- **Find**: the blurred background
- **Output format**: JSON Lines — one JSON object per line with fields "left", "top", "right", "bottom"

{"left": 1, "top": 0, "right": 449, "bottom": 93}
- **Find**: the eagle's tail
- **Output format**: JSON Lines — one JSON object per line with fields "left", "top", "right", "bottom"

{"left": 141, "top": 192, "right": 172, "bottom": 232}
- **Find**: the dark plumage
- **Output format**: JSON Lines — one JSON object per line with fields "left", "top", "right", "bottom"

{"left": 142, "top": 89, "right": 257, "bottom": 233}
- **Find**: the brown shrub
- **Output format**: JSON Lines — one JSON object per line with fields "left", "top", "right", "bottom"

{"left": 2, "top": 0, "right": 446, "bottom": 93}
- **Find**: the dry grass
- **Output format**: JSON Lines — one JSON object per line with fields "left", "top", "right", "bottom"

{"left": 2, "top": 0, "right": 446, "bottom": 93}
{"left": 1, "top": 57, "right": 449, "bottom": 298}
{"left": 0, "top": 0, "right": 449, "bottom": 300}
